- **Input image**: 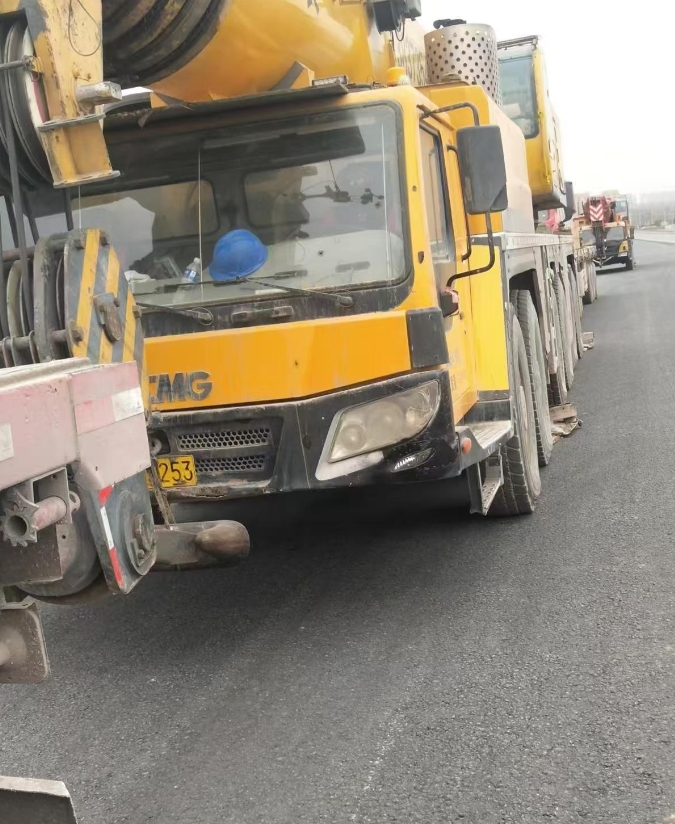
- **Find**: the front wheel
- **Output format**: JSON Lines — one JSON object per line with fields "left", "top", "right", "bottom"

{"left": 625, "top": 254, "right": 634, "bottom": 271}
{"left": 489, "top": 305, "right": 542, "bottom": 516}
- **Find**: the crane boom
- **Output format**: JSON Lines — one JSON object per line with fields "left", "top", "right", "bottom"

{"left": 0, "top": 0, "right": 422, "bottom": 188}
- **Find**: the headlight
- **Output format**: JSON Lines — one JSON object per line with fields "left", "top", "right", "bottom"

{"left": 329, "top": 381, "right": 440, "bottom": 463}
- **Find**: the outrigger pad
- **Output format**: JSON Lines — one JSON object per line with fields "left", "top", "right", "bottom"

{"left": 0, "top": 776, "right": 78, "bottom": 824}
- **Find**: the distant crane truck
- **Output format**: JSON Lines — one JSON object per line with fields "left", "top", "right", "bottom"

{"left": 577, "top": 194, "right": 635, "bottom": 270}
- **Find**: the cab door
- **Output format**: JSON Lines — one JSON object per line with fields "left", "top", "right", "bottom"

{"left": 419, "top": 125, "right": 476, "bottom": 417}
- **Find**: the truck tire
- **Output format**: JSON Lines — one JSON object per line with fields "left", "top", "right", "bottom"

{"left": 568, "top": 265, "right": 585, "bottom": 360}
{"left": 554, "top": 269, "right": 575, "bottom": 387}
{"left": 489, "top": 305, "right": 542, "bottom": 516}
{"left": 562, "top": 266, "right": 580, "bottom": 367}
{"left": 591, "top": 263, "right": 598, "bottom": 301}
{"left": 511, "top": 289, "right": 553, "bottom": 467}
{"left": 548, "top": 282, "right": 568, "bottom": 406}
{"left": 582, "top": 262, "right": 597, "bottom": 305}
{"left": 625, "top": 253, "right": 634, "bottom": 271}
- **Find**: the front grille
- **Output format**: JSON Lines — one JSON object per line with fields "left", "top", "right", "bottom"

{"left": 161, "top": 417, "right": 282, "bottom": 483}
{"left": 196, "top": 456, "right": 266, "bottom": 475}
{"left": 177, "top": 427, "right": 272, "bottom": 451}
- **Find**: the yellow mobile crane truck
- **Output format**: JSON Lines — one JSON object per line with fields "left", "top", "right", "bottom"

{"left": 0, "top": 2, "right": 598, "bottom": 684}
{"left": 0, "top": 1, "right": 594, "bottom": 609}
{"left": 0, "top": 4, "right": 597, "bottom": 817}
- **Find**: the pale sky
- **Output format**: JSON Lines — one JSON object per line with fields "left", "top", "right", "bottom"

{"left": 421, "top": 2, "right": 672, "bottom": 195}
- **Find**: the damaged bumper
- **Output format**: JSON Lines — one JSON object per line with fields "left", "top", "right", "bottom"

{"left": 149, "top": 370, "right": 460, "bottom": 507}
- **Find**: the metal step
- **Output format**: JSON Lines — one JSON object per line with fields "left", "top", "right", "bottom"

{"left": 466, "top": 453, "right": 505, "bottom": 516}
{"left": 467, "top": 420, "right": 513, "bottom": 451}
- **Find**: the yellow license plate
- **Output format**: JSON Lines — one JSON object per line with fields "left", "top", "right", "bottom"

{"left": 155, "top": 456, "right": 197, "bottom": 488}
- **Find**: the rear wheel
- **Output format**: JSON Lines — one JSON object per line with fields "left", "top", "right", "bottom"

{"left": 554, "top": 269, "right": 575, "bottom": 387}
{"left": 562, "top": 267, "right": 579, "bottom": 367}
{"left": 567, "top": 265, "right": 585, "bottom": 360}
{"left": 489, "top": 305, "right": 542, "bottom": 516}
{"left": 582, "top": 262, "right": 597, "bottom": 305}
{"left": 511, "top": 289, "right": 553, "bottom": 467}
{"left": 590, "top": 263, "right": 598, "bottom": 301}
{"left": 548, "top": 281, "right": 568, "bottom": 406}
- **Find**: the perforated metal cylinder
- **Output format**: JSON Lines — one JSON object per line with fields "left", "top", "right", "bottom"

{"left": 424, "top": 23, "right": 502, "bottom": 105}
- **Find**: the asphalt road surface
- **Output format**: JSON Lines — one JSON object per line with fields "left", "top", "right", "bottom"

{"left": 2, "top": 241, "right": 675, "bottom": 824}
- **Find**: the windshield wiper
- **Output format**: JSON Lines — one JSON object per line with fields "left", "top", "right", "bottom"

{"left": 135, "top": 303, "right": 214, "bottom": 325}
{"left": 245, "top": 277, "right": 355, "bottom": 308}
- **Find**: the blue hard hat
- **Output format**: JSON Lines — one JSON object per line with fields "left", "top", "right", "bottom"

{"left": 209, "top": 230, "right": 268, "bottom": 282}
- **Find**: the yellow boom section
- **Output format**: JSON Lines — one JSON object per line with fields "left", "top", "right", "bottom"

{"left": 0, "top": 0, "right": 399, "bottom": 187}
{"left": 149, "top": 0, "right": 395, "bottom": 102}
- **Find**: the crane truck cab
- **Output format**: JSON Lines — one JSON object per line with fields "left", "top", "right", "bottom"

{"left": 498, "top": 35, "right": 567, "bottom": 213}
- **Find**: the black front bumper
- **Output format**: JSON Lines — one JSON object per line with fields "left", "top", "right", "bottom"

{"left": 597, "top": 241, "right": 630, "bottom": 266}
{"left": 149, "top": 370, "right": 460, "bottom": 503}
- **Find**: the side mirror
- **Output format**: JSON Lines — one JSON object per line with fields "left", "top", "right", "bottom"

{"left": 456, "top": 125, "right": 508, "bottom": 214}
{"left": 563, "top": 180, "right": 576, "bottom": 223}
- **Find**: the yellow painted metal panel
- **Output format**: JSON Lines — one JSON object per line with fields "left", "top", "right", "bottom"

{"left": 152, "top": 0, "right": 395, "bottom": 103}
{"left": 445, "top": 277, "right": 475, "bottom": 403}
{"left": 71, "top": 229, "right": 101, "bottom": 360}
{"left": 525, "top": 129, "right": 551, "bottom": 202}
{"left": 524, "top": 49, "right": 565, "bottom": 208}
{"left": 469, "top": 247, "right": 509, "bottom": 392}
{"left": 453, "top": 387, "right": 479, "bottom": 423}
{"left": 146, "top": 312, "right": 412, "bottom": 411}
{"left": 98, "top": 249, "right": 120, "bottom": 365}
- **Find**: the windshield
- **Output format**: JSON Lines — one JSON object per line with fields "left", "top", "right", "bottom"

{"left": 613, "top": 199, "right": 629, "bottom": 217}
{"left": 606, "top": 226, "right": 626, "bottom": 241}
{"left": 581, "top": 229, "right": 595, "bottom": 246}
{"left": 499, "top": 55, "right": 538, "bottom": 139}
{"left": 69, "top": 105, "right": 407, "bottom": 309}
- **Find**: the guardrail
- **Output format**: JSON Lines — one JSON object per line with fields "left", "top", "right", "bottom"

{"left": 635, "top": 230, "right": 675, "bottom": 244}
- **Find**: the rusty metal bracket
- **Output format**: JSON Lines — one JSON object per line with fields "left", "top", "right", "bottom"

{"left": 93, "top": 292, "right": 123, "bottom": 343}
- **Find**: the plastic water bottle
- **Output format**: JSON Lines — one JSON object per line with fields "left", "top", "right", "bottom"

{"left": 182, "top": 257, "right": 202, "bottom": 284}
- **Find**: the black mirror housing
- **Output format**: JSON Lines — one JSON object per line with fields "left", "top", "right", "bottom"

{"left": 563, "top": 180, "right": 576, "bottom": 223}
{"left": 456, "top": 125, "right": 508, "bottom": 215}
